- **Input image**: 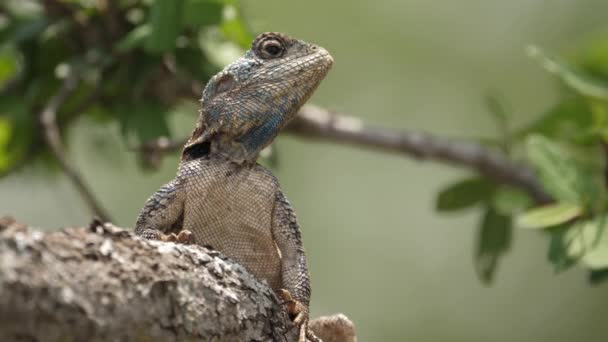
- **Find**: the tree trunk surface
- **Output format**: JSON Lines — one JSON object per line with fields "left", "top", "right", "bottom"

{"left": 0, "top": 217, "right": 356, "bottom": 342}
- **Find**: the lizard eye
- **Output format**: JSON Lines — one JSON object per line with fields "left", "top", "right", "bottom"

{"left": 257, "top": 39, "right": 285, "bottom": 59}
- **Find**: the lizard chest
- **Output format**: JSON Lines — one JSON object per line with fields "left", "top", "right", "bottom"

{"left": 179, "top": 159, "right": 282, "bottom": 288}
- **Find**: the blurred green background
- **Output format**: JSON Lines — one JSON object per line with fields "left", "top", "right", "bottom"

{"left": 3, "top": 0, "right": 608, "bottom": 341}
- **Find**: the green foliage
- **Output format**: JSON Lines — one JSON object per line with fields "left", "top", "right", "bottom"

{"left": 491, "top": 186, "right": 532, "bottom": 216}
{"left": 519, "top": 98, "right": 593, "bottom": 143}
{"left": 0, "top": 0, "right": 253, "bottom": 174}
{"left": 567, "top": 216, "right": 608, "bottom": 269}
{"left": 435, "top": 177, "right": 494, "bottom": 212}
{"left": 435, "top": 177, "right": 523, "bottom": 283}
{"left": 145, "top": 0, "right": 184, "bottom": 53}
{"left": 0, "top": 98, "right": 34, "bottom": 175}
{"left": 183, "top": 0, "right": 224, "bottom": 27}
{"left": 525, "top": 134, "right": 599, "bottom": 205}
{"left": 118, "top": 102, "right": 171, "bottom": 144}
{"left": 547, "top": 224, "right": 579, "bottom": 272}
{"left": 516, "top": 203, "right": 583, "bottom": 229}
{"left": 436, "top": 39, "right": 608, "bottom": 283}
{"left": 527, "top": 46, "right": 608, "bottom": 101}
{"left": 475, "top": 206, "right": 512, "bottom": 284}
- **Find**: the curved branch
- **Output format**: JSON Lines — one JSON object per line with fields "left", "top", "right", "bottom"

{"left": 39, "top": 71, "right": 112, "bottom": 222}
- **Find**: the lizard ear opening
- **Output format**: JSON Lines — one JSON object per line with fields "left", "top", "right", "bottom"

{"left": 207, "top": 73, "right": 236, "bottom": 99}
{"left": 182, "top": 140, "right": 211, "bottom": 161}
{"left": 181, "top": 117, "right": 213, "bottom": 161}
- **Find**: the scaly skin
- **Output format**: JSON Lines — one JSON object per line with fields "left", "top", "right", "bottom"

{"left": 135, "top": 32, "right": 333, "bottom": 342}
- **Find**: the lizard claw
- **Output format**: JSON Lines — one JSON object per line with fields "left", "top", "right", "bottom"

{"left": 159, "top": 230, "right": 195, "bottom": 245}
{"left": 277, "top": 289, "right": 321, "bottom": 342}
{"left": 175, "top": 229, "right": 195, "bottom": 244}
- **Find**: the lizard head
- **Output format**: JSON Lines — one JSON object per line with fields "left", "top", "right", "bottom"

{"left": 183, "top": 32, "right": 334, "bottom": 163}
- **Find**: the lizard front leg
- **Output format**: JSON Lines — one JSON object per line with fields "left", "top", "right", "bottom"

{"left": 135, "top": 178, "right": 190, "bottom": 243}
{"left": 272, "top": 189, "right": 319, "bottom": 342}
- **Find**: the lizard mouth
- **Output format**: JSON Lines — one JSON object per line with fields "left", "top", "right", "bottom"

{"left": 255, "top": 47, "right": 333, "bottom": 113}
{"left": 315, "top": 48, "right": 334, "bottom": 69}
{"left": 285, "top": 47, "right": 333, "bottom": 81}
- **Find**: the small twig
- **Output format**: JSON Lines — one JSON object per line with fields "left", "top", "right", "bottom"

{"left": 39, "top": 71, "right": 112, "bottom": 222}
{"left": 135, "top": 104, "right": 551, "bottom": 204}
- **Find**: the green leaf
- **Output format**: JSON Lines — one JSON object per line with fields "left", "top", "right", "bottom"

{"left": 548, "top": 225, "right": 578, "bottom": 272}
{"left": 182, "top": 0, "right": 224, "bottom": 27}
{"left": 0, "top": 98, "right": 33, "bottom": 176}
{"left": 435, "top": 178, "right": 494, "bottom": 212}
{"left": 527, "top": 45, "right": 608, "bottom": 101}
{"left": 518, "top": 98, "right": 593, "bottom": 142}
{"left": 548, "top": 217, "right": 608, "bottom": 271}
{"left": 484, "top": 92, "right": 508, "bottom": 127}
{"left": 115, "top": 24, "right": 151, "bottom": 52}
{"left": 516, "top": 202, "right": 583, "bottom": 229}
{"left": 145, "top": 0, "right": 185, "bottom": 53}
{"left": 491, "top": 186, "right": 533, "bottom": 215}
{"left": 10, "top": 18, "right": 48, "bottom": 45}
{"left": 174, "top": 46, "right": 214, "bottom": 80}
{"left": 475, "top": 206, "right": 512, "bottom": 284}
{"left": 483, "top": 91, "right": 511, "bottom": 151}
{"left": 576, "top": 33, "right": 608, "bottom": 80}
{"left": 589, "top": 269, "right": 608, "bottom": 284}
{"left": 220, "top": 5, "right": 252, "bottom": 48}
{"left": 117, "top": 102, "right": 171, "bottom": 145}
{"left": 526, "top": 135, "right": 586, "bottom": 203}
{"left": 0, "top": 47, "right": 19, "bottom": 85}
{"left": 0, "top": 118, "right": 12, "bottom": 172}
{"left": 569, "top": 217, "right": 608, "bottom": 269}
{"left": 589, "top": 100, "right": 608, "bottom": 141}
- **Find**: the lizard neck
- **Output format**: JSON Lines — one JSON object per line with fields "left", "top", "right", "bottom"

{"left": 181, "top": 107, "right": 284, "bottom": 165}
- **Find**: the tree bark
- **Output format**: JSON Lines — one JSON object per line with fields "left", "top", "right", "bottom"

{"left": 0, "top": 217, "right": 308, "bottom": 341}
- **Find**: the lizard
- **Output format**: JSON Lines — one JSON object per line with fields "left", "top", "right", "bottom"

{"left": 135, "top": 32, "right": 333, "bottom": 342}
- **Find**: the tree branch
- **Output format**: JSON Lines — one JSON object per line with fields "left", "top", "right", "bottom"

{"left": 0, "top": 218, "right": 294, "bottom": 341}
{"left": 39, "top": 71, "right": 113, "bottom": 222}
{"left": 0, "top": 217, "right": 355, "bottom": 342}
{"left": 288, "top": 105, "right": 551, "bottom": 204}
{"left": 136, "top": 105, "right": 551, "bottom": 204}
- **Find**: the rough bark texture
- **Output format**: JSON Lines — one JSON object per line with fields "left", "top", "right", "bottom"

{"left": 0, "top": 217, "right": 301, "bottom": 342}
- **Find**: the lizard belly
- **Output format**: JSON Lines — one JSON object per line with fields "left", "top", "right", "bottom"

{"left": 181, "top": 158, "right": 282, "bottom": 290}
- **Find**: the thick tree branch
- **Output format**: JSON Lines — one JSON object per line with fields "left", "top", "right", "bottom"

{"left": 136, "top": 105, "right": 551, "bottom": 204}
{"left": 0, "top": 217, "right": 356, "bottom": 341}
{"left": 288, "top": 105, "right": 551, "bottom": 204}
{"left": 39, "top": 71, "right": 112, "bottom": 222}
